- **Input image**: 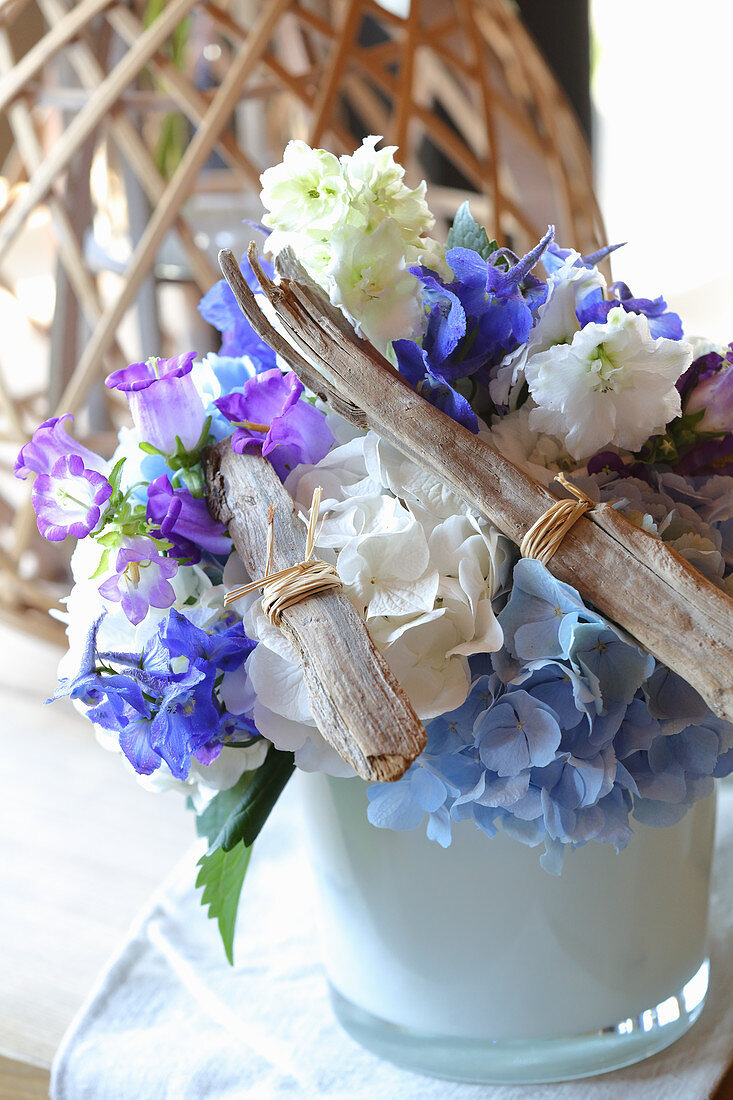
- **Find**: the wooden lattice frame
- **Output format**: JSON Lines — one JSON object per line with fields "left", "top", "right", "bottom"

{"left": 0, "top": 0, "right": 606, "bottom": 643}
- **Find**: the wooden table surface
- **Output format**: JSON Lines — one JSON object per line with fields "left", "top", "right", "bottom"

{"left": 0, "top": 623, "right": 191, "bottom": 1098}
{"left": 1, "top": 619, "right": 732, "bottom": 1100}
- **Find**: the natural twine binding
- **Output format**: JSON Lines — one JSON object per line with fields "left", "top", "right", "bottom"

{"left": 223, "top": 487, "right": 342, "bottom": 624}
{"left": 520, "top": 474, "right": 595, "bottom": 566}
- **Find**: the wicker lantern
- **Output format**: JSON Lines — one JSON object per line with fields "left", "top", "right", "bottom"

{"left": 0, "top": 0, "right": 606, "bottom": 643}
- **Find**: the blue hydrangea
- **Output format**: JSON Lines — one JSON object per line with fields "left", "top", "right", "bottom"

{"left": 367, "top": 559, "right": 733, "bottom": 873}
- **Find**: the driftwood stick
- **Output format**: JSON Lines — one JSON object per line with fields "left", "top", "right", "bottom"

{"left": 203, "top": 443, "right": 427, "bottom": 782}
{"left": 218, "top": 247, "right": 733, "bottom": 723}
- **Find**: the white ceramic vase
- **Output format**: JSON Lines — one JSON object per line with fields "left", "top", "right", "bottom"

{"left": 299, "top": 771, "right": 716, "bottom": 1083}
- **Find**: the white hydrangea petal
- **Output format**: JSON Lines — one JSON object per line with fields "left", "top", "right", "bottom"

{"left": 252, "top": 700, "right": 354, "bottom": 777}
{"left": 248, "top": 643, "right": 313, "bottom": 724}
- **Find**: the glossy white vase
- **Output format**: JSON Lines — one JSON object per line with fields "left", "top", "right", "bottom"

{"left": 299, "top": 772, "right": 716, "bottom": 1083}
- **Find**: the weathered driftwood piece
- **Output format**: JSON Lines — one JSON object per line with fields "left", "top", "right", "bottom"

{"left": 203, "top": 443, "right": 427, "bottom": 782}
{"left": 218, "top": 247, "right": 733, "bottom": 723}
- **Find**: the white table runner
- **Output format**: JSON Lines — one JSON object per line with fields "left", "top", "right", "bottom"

{"left": 51, "top": 783, "right": 733, "bottom": 1100}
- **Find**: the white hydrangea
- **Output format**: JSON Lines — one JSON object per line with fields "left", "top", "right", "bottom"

{"left": 481, "top": 404, "right": 579, "bottom": 487}
{"left": 525, "top": 308, "right": 691, "bottom": 460}
{"left": 228, "top": 426, "right": 512, "bottom": 773}
{"left": 259, "top": 136, "right": 443, "bottom": 354}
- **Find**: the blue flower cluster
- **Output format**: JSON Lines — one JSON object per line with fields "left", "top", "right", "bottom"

{"left": 198, "top": 253, "right": 277, "bottom": 368}
{"left": 367, "top": 560, "right": 733, "bottom": 872}
{"left": 392, "top": 230, "right": 553, "bottom": 432}
{"left": 51, "top": 610, "right": 258, "bottom": 780}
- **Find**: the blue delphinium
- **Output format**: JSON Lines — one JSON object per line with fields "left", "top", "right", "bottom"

{"left": 198, "top": 253, "right": 277, "bottom": 368}
{"left": 576, "top": 282, "right": 683, "bottom": 341}
{"left": 51, "top": 609, "right": 259, "bottom": 780}
{"left": 392, "top": 228, "right": 554, "bottom": 430}
{"left": 367, "top": 559, "right": 733, "bottom": 872}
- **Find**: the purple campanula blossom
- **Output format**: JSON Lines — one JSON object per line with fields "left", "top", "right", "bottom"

{"left": 215, "top": 368, "right": 333, "bottom": 480}
{"left": 98, "top": 535, "right": 178, "bottom": 626}
{"left": 105, "top": 352, "right": 206, "bottom": 454}
{"left": 146, "top": 475, "right": 231, "bottom": 563}
{"left": 15, "top": 413, "right": 107, "bottom": 480}
{"left": 676, "top": 350, "right": 723, "bottom": 404}
{"left": 31, "top": 453, "right": 112, "bottom": 541}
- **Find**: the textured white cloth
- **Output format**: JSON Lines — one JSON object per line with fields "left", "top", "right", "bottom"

{"left": 51, "top": 783, "right": 733, "bottom": 1100}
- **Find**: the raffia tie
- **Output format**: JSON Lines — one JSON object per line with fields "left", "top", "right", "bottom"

{"left": 520, "top": 473, "right": 595, "bottom": 566}
{"left": 223, "top": 487, "right": 342, "bottom": 624}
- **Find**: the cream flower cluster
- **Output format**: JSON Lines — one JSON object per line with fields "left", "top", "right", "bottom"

{"left": 231, "top": 413, "right": 512, "bottom": 775}
{"left": 259, "top": 136, "right": 446, "bottom": 353}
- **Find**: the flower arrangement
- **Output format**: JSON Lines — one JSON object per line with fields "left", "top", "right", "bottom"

{"left": 18, "top": 137, "right": 733, "bottom": 961}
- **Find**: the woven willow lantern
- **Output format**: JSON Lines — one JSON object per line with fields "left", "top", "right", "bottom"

{"left": 0, "top": 0, "right": 605, "bottom": 643}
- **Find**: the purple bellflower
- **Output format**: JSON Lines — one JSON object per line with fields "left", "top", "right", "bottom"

{"left": 681, "top": 345, "right": 733, "bottom": 433}
{"left": 215, "top": 368, "right": 333, "bottom": 480}
{"left": 15, "top": 414, "right": 112, "bottom": 542}
{"left": 669, "top": 347, "right": 733, "bottom": 475}
{"left": 146, "top": 475, "right": 232, "bottom": 563}
{"left": 105, "top": 352, "right": 206, "bottom": 455}
{"left": 15, "top": 413, "right": 107, "bottom": 480}
{"left": 198, "top": 254, "right": 277, "bottom": 367}
{"left": 31, "top": 453, "right": 112, "bottom": 542}
{"left": 98, "top": 535, "right": 178, "bottom": 626}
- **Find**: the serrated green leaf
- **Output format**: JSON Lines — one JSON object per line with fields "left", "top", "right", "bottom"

{"left": 196, "top": 768, "right": 257, "bottom": 847}
{"left": 447, "top": 201, "right": 497, "bottom": 261}
{"left": 196, "top": 842, "right": 251, "bottom": 965}
{"left": 196, "top": 747, "right": 295, "bottom": 854}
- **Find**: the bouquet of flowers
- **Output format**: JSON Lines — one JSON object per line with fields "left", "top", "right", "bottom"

{"left": 17, "top": 137, "right": 733, "bottom": 962}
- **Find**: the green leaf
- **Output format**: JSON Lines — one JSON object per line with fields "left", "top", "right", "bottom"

{"left": 196, "top": 747, "right": 295, "bottom": 853}
{"left": 447, "top": 201, "right": 498, "bottom": 261}
{"left": 88, "top": 546, "right": 111, "bottom": 580}
{"left": 196, "top": 842, "right": 251, "bottom": 965}
{"left": 107, "top": 457, "right": 126, "bottom": 498}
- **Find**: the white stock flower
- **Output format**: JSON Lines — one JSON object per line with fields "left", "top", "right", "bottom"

{"left": 525, "top": 308, "right": 691, "bottom": 461}
{"left": 326, "top": 218, "right": 423, "bottom": 351}
{"left": 344, "top": 135, "right": 434, "bottom": 240}
{"left": 260, "top": 140, "right": 348, "bottom": 240}
{"left": 491, "top": 255, "right": 606, "bottom": 408}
